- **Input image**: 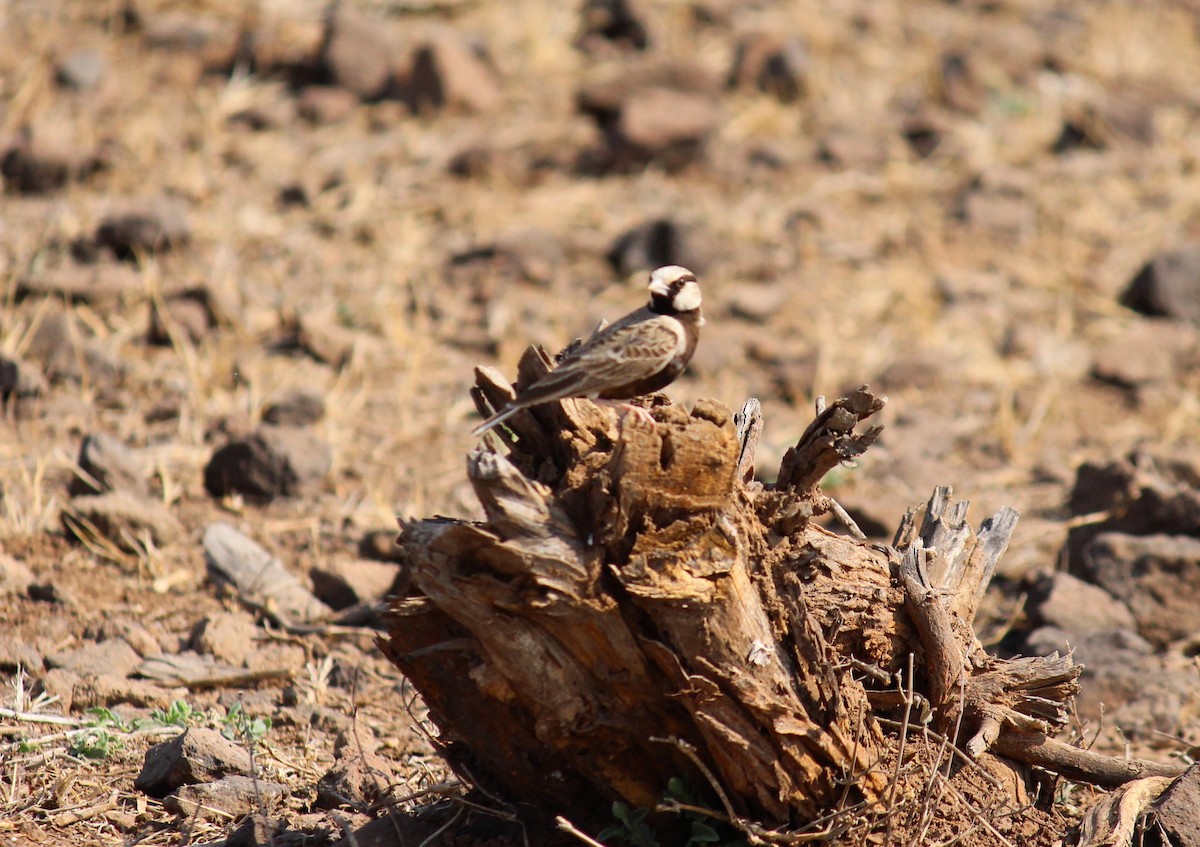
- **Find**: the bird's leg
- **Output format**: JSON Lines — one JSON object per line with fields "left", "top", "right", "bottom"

{"left": 596, "top": 399, "right": 656, "bottom": 427}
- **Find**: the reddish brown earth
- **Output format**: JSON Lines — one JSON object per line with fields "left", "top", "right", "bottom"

{"left": 1, "top": 0, "right": 1199, "bottom": 845}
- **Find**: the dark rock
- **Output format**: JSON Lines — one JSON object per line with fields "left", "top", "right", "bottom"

{"left": 190, "top": 612, "right": 259, "bottom": 666}
{"left": 225, "top": 814, "right": 283, "bottom": 847}
{"left": 69, "top": 432, "right": 145, "bottom": 497}
{"left": 204, "top": 426, "right": 332, "bottom": 501}
{"left": 134, "top": 728, "right": 253, "bottom": 797}
{"left": 165, "top": 775, "right": 284, "bottom": 818}
{"left": 1026, "top": 571, "right": 1135, "bottom": 634}
{"left": 262, "top": 389, "right": 326, "bottom": 427}
{"left": 95, "top": 199, "right": 190, "bottom": 260}
{"left": 1121, "top": 245, "right": 1200, "bottom": 324}
{"left": 728, "top": 32, "right": 808, "bottom": 103}
{"left": 1152, "top": 764, "right": 1200, "bottom": 846}
{"left": 607, "top": 218, "right": 711, "bottom": 277}
{"left": 576, "top": 0, "right": 651, "bottom": 53}
{"left": 408, "top": 27, "right": 501, "bottom": 114}
{"left": 1, "top": 122, "right": 105, "bottom": 194}
{"left": 359, "top": 529, "right": 402, "bottom": 563}
{"left": 56, "top": 48, "right": 107, "bottom": 90}
{"left": 1082, "top": 532, "right": 1200, "bottom": 646}
{"left": 297, "top": 86, "right": 359, "bottom": 125}
{"left": 203, "top": 523, "right": 332, "bottom": 626}
{"left": 310, "top": 559, "right": 401, "bottom": 610}
{"left": 46, "top": 638, "right": 141, "bottom": 678}
{"left": 319, "top": 5, "right": 397, "bottom": 101}
{"left": 63, "top": 492, "right": 182, "bottom": 553}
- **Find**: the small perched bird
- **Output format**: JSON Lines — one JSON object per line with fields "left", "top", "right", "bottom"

{"left": 472, "top": 265, "right": 704, "bottom": 436}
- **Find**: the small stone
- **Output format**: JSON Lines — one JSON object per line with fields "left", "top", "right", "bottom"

{"left": 0, "top": 554, "right": 35, "bottom": 598}
{"left": 722, "top": 281, "right": 788, "bottom": 324}
{"left": 56, "top": 48, "right": 107, "bottom": 90}
{"left": 190, "top": 612, "right": 259, "bottom": 666}
{"left": 575, "top": 0, "right": 651, "bottom": 53}
{"left": 407, "top": 28, "right": 501, "bottom": 114}
{"left": 203, "top": 523, "right": 332, "bottom": 626}
{"left": 0, "top": 638, "right": 42, "bottom": 673}
{"left": 818, "top": 128, "right": 888, "bottom": 170}
{"left": 316, "top": 725, "right": 396, "bottom": 810}
{"left": 297, "top": 86, "right": 359, "bottom": 125}
{"left": 63, "top": 492, "right": 182, "bottom": 552}
{"left": 1121, "top": 245, "right": 1200, "bottom": 324}
{"left": 937, "top": 51, "right": 986, "bottom": 115}
{"left": 71, "top": 675, "right": 185, "bottom": 710}
{"left": 225, "top": 814, "right": 283, "bottom": 847}
{"left": 135, "top": 728, "right": 253, "bottom": 797}
{"left": 1091, "top": 321, "right": 1186, "bottom": 389}
{"left": 958, "top": 185, "right": 1035, "bottom": 244}
{"left": 310, "top": 559, "right": 401, "bottom": 610}
{"left": 1027, "top": 572, "right": 1135, "bottom": 634}
{"left": 165, "top": 776, "right": 284, "bottom": 819}
{"left": 95, "top": 199, "right": 190, "bottom": 260}
{"left": 262, "top": 389, "right": 326, "bottom": 427}
{"left": 46, "top": 638, "right": 141, "bottom": 678}
{"left": 147, "top": 296, "right": 212, "bottom": 346}
{"left": 319, "top": 5, "right": 397, "bottom": 101}
{"left": 292, "top": 312, "right": 363, "bottom": 368}
{"left": 203, "top": 426, "right": 332, "bottom": 501}
{"left": 448, "top": 228, "right": 565, "bottom": 288}
{"left": 728, "top": 32, "right": 808, "bottom": 102}
{"left": 69, "top": 432, "right": 146, "bottom": 497}
{"left": 607, "top": 218, "right": 711, "bottom": 277}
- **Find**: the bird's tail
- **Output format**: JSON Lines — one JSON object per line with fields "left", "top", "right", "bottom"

{"left": 471, "top": 403, "right": 522, "bottom": 437}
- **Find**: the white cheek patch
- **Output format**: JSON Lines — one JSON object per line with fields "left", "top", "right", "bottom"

{"left": 672, "top": 281, "right": 702, "bottom": 312}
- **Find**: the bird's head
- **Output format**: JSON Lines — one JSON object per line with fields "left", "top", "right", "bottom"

{"left": 648, "top": 265, "right": 702, "bottom": 314}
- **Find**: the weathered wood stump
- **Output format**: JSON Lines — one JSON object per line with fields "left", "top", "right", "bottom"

{"left": 379, "top": 346, "right": 1184, "bottom": 843}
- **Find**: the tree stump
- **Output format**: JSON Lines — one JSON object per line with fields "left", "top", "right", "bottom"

{"left": 379, "top": 346, "right": 1184, "bottom": 844}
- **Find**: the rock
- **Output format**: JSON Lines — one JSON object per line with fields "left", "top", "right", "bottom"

{"left": 297, "top": 86, "right": 359, "bottom": 125}
{"left": 23, "top": 308, "right": 122, "bottom": 389}
{"left": 1152, "top": 764, "right": 1200, "bottom": 846}
{"left": 71, "top": 675, "right": 185, "bottom": 710}
{"left": 408, "top": 27, "right": 501, "bottom": 114}
{"left": 728, "top": 32, "right": 808, "bottom": 103}
{"left": 818, "top": 128, "right": 888, "bottom": 170}
{"left": 1026, "top": 572, "right": 1135, "bottom": 634}
{"left": 63, "top": 492, "right": 182, "bottom": 553}
{"left": 0, "top": 354, "right": 45, "bottom": 401}
{"left": 95, "top": 199, "right": 190, "bottom": 260}
{"left": 1, "top": 121, "right": 105, "bottom": 194}
{"left": 1082, "top": 533, "right": 1200, "bottom": 647}
{"left": 1121, "top": 245, "right": 1200, "bottom": 324}
{"left": 46, "top": 638, "right": 141, "bottom": 678}
{"left": 262, "top": 389, "right": 326, "bottom": 427}
{"left": 575, "top": 0, "right": 651, "bottom": 53}
{"left": 225, "top": 814, "right": 283, "bottom": 847}
{"left": 316, "top": 725, "right": 396, "bottom": 810}
{"left": 147, "top": 296, "right": 212, "bottom": 346}
{"left": 359, "top": 529, "right": 402, "bottom": 563}
{"left": 606, "top": 218, "right": 712, "bottom": 277}
{"left": 0, "top": 638, "right": 42, "bottom": 673}
{"left": 937, "top": 51, "right": 986, "bottom": 115}
{"left": 190, "top": 612, "right": 259, "bottom": 666}
{"left": 134, "top": 728, "right": 253, "bottom": 797}
{"left": 165, "top": 775, "right": 284, "bottom": 819}
{"left": 1091, "top": 320, "right": 1189, "bottom": 389}
{"left": 16, "top": 261, "right": 143, "bottom": 305}
{"left": 958, "top": 185, "right": 1035, "bottom": 244}
{"left": 292, "top": 311, "right": 363, "bottom": 368}
{"left": 578, "top": 60, "right": 719, "bottom": 171}
{"left": 0, "top": 554, "right": 35, "bottom": 598}
{"left": 56, "top": 48, "right": 107, "bottom": 90}
{"left": 319, "top": 5, "right": 397, "bottom": 101}
{"left": 722, "top": 281, "right": 789, "bottom": 324}
{"left": 203, "top": 523, "right": 332, "bottom": 626}
{"left": 69, "top": 432, "right": 145, "bottom": 497}
{"left": 310, "top": 559, "right": 401, "bottom": 610}
{"left": 204, "top": 426, "right": 332, "bottom": 501}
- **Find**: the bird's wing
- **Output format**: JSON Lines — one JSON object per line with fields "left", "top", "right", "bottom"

{"left": 515, "top": 315, "right": 685, "bottom": 405}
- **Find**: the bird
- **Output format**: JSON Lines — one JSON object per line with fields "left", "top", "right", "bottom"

{"left": 472, "top": 265, "right": 704, "bottom": 436}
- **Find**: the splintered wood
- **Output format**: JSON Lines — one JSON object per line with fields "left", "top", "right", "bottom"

{"left": 379, "top": 352, "right": 1185, "bottom": 840}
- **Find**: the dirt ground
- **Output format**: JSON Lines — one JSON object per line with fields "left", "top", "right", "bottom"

{"left": 1, "top": 0, "right": 1199, "bottom": 844}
